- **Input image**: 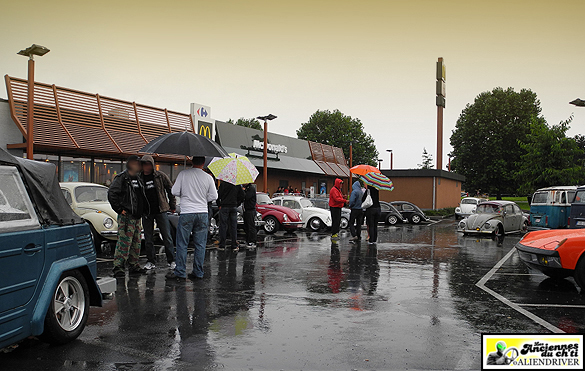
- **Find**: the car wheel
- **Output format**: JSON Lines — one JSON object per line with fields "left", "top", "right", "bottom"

{"left": 410, "top": 214, "right": 422, "bottom": 224}
{"left": 89, "top": 224, "right": 104, "bottom": 252}
{"left": 308, "top": 217, "right": 323, "bottom": 232}
{"left": 263, "top": 216, "right": 279, "bottom": 234}
{"left": 387, "top": 215, "right": 398, "bottom": 225}
{"left": 574, "top": 256, "right": 585, "bottom": 290}
{"left": 494, "top": 224, "right": 504, "bottom": 238}
{"left": 40, "top": 271, "right": 89, "bottom": 345}
{"left": 340, "top": 217, "right": 349, "bottom": 229}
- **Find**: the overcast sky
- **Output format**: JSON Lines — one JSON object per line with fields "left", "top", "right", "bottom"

{"left": 1, "top": 0, "right": 584, "bottom": 169}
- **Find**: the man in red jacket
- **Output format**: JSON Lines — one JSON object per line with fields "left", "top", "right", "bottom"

{"left": 329, "top": 178, "right": 348, "bottom": 239}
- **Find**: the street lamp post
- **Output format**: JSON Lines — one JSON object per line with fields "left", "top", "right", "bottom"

{"left": 257, "top": 114, "right": 277, "bottom": 194}
{"left": 386, "top": 149, "right": 393, "bottom": 170}
{"left": 378, "top": 158, "right": 383, "bottom": 169}
{"left": 17, "top": 44, "right": 50, "bottom": 160}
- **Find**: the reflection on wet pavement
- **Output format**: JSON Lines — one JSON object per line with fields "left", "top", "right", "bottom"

{"left": 3, "top": 220, "right": 585, "bottom": 370}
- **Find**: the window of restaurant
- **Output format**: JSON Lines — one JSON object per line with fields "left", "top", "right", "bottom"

{"left": 32, "top": 154, "right": 59, "bottom": 175}
{"left": 60, "top": 156, "right": 91, "bottom": 183}
{"left": 93, "top": 159, "right": 122, "bottom": 186}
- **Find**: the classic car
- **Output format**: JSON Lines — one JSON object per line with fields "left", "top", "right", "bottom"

{"left": 455, "top": 197, "right": 488, "bottom": 219}
{"left": 60, "top": 182, "right": 118, "bottom": 250}
{"left": 272, "top": 195, "right": 332, "bottom": 232}
{"left": 256, "top": 192, "right": 304, "bottom": 234}
{"left": 308, "top": 197, "right": 351, "bottom": 229}
{"left": 530, "top": 186, "right": 576, "bottom": 229}
{"left": 458, "top": 200, "right": 528, "bottom": 236}
{"left": 516, "top": 229, "right": 585, "bottom": 288}
{"left": 0, "top": 148, "right": 114, "bottom": 350}
{"left": 390, "top": 201, "right": 430, "bottom": 224}
{"left": 380, "top": 201, "right": 409, "bottom": 225}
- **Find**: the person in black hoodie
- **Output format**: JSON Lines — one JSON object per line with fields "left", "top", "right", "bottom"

{"left": 363, "top": 184, "right": 381, "bottom": 245}
{"left": 108, "top": 155, "right": 147, "bottom": 277}
{"left": 217, "top": 181, "right": 245, "bottom": 252}
{"left": 242, "top": 183, "right": 257, "bottom": 248}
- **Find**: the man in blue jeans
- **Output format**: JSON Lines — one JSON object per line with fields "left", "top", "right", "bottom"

{"left": 168, "top": 156, "right": 218, "bottom": 281}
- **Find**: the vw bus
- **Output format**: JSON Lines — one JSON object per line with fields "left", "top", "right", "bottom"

{"left": 529, "top": 186, "right": 576, "bottom": 229}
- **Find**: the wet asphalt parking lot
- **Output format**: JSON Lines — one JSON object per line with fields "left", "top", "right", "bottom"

{"left": 2, "top": 219, "right": 585, "bottom": 370}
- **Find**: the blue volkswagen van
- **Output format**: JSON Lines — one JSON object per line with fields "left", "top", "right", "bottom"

{"left": 0, "top": 148, "right": 113, "bottom": 350}
{"left": 529, "top": 186, "right": 576, "bottom": 229}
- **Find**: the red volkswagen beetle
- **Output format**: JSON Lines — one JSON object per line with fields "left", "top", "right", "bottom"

{"left": 256, "top": 193, "right": 303, "bottom": 234}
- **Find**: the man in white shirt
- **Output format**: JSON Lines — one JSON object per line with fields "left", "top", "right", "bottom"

{"left": 167, "top": 156, "right": 218, "bottom": 281}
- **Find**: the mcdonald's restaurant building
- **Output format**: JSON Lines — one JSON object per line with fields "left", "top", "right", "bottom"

{"left": 0, "top": 76, "right": 351, "bottom": 194}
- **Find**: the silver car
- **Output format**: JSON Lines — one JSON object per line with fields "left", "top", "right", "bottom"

{"left": 457, "top": 200, "right": 528, "bottom": 237}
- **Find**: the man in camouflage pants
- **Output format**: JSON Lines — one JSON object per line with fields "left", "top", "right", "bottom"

{"left": 108, "top": 155, "right": 147, "bottom": 277}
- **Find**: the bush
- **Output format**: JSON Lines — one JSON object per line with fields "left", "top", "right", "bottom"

{"left": 425, "top": 207, "right": 456, "bottom": 217}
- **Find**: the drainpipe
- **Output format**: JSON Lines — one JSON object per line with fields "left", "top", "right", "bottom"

{"left": 432, "top": 176, "right": 436, "bottom": 210}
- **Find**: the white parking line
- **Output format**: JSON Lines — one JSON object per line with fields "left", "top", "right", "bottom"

{"left": 519, "top": 303, "right": 585, "bottom": 309}
{"left": 475, "top": 248, "right": 565, "bottom": 333}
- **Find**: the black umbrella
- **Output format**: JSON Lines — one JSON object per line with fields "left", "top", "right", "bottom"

{"left": 140, "top": 131, "right": 229, "bottom": 158}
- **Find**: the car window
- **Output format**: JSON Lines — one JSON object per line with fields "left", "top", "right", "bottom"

{"left": 257, "top": 194, "right": 273, "bottom": 205}
{"left": 574, "top": 190, "right": 585, "bottom": 204}
{"left": 61, "top": 189, "right": 73, "bottom": 205}
{"left": 504, "top": 205, "right": 514, "bottom": 215}
{"left": 75, "top": 186, "right": 108, "bottom": 203}
{"left": 476, "top": 204, "right": 502, "bottom": 214}
{"left": 461, "top": 199, "right": 477, "bottom": 205}
{"left": 381, "top": 203, "right": 390, "bottom": 211}
{"left": 0, "top": 165, "right": 40, "bottom": 232}
{"left": 513, "top": 205, "right": 521, "bottom": 214}
{"left": 568, "top": 191, "right": 576, "bottom": 203}
{"left": 273, "top": 199, "right": 282, "bottom": 206}
{"left": 402, "top": 204, "right": 415, "bottom": 211}
{"left": 300, "top": 199, "right": 313, "bottom": 208}
{"left": 532, "top": 192, "right": 548, "bottom": 204}
{"left": 283, "top": 200, "right": 300, "bottom": 209}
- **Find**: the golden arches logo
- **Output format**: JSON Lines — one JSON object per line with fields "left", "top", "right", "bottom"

{"left": 198, "top": 125, "right": 211, "bottom": 138}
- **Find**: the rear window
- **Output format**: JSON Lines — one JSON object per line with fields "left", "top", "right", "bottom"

{"left": 532, "top": 192, "right": 548, "bottom": 204}
{"left": 461, "top": 199, "right": 477, "bottom": 205}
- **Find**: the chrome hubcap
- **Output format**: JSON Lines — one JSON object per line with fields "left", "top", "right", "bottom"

{"left": 53, "top": 277, "right": 85, "bottom": 332}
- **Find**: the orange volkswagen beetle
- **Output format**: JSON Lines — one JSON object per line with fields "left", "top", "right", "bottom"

{"left": 516, "top": 229, "right": 585, "bottom": 289}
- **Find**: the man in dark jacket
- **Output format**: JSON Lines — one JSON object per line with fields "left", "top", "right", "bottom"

{"left": 217, "top": 181, "right": 245, "bottom": 252}
{"left": 108, "top": 155, "right": 146, "bottom": 277}
{"left": 329, "top": 178, "right": 348, "bottom": 239}
{"left": 140, "top": 155, "right": 176, "bottom": 271}
{"left": 348, "top": 180, "right": 364, "bottom": 241}
{"left": 242, "top": 183, "right": 257, "bottom": 248}
{"left": 363, "top": 184, "right": 381, "bottom": 245}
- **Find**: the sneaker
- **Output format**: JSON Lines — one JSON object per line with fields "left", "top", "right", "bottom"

{"left": 232, "top": 246, "right": 240, "bottom": 253}
{"left": 168, "top": 261, "right": 176, "bottom": 270}
{"left": 129, "top": 266, "right": 146, "bottom": 275}
{"left": 247, "top": 243, "right": 257, "bottom": 249}
{"left": 144, "top": 262, "right": 156, "bottom": 270}
{"left": 165, "top": 271, "right": 186, "bottom": 281}
{"left": 187, "top": 272, "right": 203, "bottom": 280}
{"left": 331, "top": 234, "right": 339, "bottom": 240}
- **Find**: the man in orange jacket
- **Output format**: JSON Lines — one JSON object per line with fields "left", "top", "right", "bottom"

{"left": 329, "top": 178, "right": 348, "bottom": 239}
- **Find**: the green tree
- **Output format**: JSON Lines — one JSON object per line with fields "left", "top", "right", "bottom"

{"left": 418, "top": 147, "right": 433, "bottom": 169}
{"left": 296, "top": 109, "right": 378, "bottom": 166}
{"left": 227, "top": 117, "right": 262, "bottom": 130}
{"left": 515, "top": 116, "right": 585, "bottom": 194}
{"left": 449, "top": 87, "right": 544, "bottom": 199}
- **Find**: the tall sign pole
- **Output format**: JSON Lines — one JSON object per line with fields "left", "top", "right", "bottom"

{"left": 436, "top": 57, "right": 446, "bottom": 170}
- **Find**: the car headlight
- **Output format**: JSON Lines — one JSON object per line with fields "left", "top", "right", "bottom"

{"left": 103, "top": 217, "right": 114, "bottom": 229}
{"left": 459, "top": 221, "right": 466, "bottom": 228}
{"left": 538, "top": 256, "right": 562, "bottom": 268}
{"left": 482, "top": 222, "right": 494, "bottom": 230}
{"left": 282, "top": 214, "right": 288, "bottom": 221}
{"left": 255, "top": 212, "right": 262, "bottom": 221}
{"left": 455, "top": 207, "right": 461, "bottom": 213}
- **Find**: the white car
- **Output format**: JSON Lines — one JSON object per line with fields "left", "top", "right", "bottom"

{"left": 455, "top": 197, "right": 488, "bottom": 219}
{"left": 272, "top": 195, "right": 332, "bottom": 232}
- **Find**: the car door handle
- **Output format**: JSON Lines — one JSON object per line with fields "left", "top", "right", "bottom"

{"left": 23, "top": 244, "right": 42, "bottom": 253}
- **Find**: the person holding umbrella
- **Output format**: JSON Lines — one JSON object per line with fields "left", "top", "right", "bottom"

{"left": 348, "top": 180, "right": 364, "bottom": 242}
{"left": 168, "top": 156, "right": 218, "bottom": 281}
{"left": 360, "top": 172, "right": 394, "bottom": 245}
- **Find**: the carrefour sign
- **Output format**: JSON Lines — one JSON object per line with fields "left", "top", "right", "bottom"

{"left": 253, "top": 139, "right": 287, "bottom": 154}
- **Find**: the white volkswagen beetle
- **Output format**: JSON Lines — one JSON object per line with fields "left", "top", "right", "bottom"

{"left": 455, "top": 197, "right": 488, "bottom": 219}
{"left": 272, "top": 195, "right": 332, "bottom": 232}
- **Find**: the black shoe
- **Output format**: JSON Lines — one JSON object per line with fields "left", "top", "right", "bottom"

{"left": 165, "top": 271, "right": 186, "bottom": 281}
{"left": 113, "top": 270, "right": 125, "bottom": 278}
{"left": 217, "top": 246, "right": 226, "bottom": 251}
{"left": 232, "top": 246, "right": 239, "bottom": 253}
{"left": 188, "top": 272, "right": 203, "bottom": 280}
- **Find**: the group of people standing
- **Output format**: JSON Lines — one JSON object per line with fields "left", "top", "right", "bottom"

{"left": 275, "top": 186, "right": 304, "bottom": 196}
{"left": 107, "top": 155, "right": 257, "bottom": 281}
{"left": 328, "top": 178, "right": 381, "bottom": 245}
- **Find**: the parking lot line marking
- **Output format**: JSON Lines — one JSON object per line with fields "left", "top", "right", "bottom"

{"left": 475, "top": 248, "right": 565, "bottom": 334}
{"left": 519, "top": 303, "right": 585, "bottom": 309}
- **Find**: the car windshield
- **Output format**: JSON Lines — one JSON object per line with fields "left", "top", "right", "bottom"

{"left": 74, "top": 186, "right": 108, "bottom": 203}
{"left": 310, "top": 199, "right": 329, "bottom": 209}
{"left": 461, "top": 199, "right": 477, "bottom": 205}
{"left": 476, "top": 204, "right": 502, "bottom": 214}
{"left": 573, "top": 190, "right": 585, "bottom": 204}
{"left": 300, "top": 199, "right": 313, "bottom": 208}
{"left": 532, "top": 192, "right": 548, "bottom": 204}
{"left": 257, "top": 194, "right": 273, "bottom": 205}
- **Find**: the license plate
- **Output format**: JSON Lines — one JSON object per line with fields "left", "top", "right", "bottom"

{"left": 534, "top": 218, "right": 541, "bottom": 223}
{"left": 577, "top": 221, "right": 585, "bottom": 226}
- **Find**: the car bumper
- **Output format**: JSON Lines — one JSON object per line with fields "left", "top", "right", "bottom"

{"left": 458, "top": 228, "right": 494, "bottom": 235}
{"left": 515, "top": 243, "right": 565, "bottom": 272}
{"left": 100, "top": 230, "right": 118, "bottom": 240}
{"left": 282, "top": 221, "right": 304, "bottom": 230}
